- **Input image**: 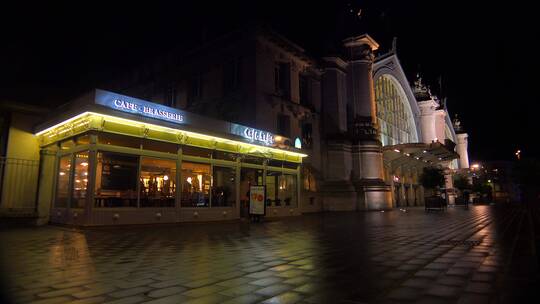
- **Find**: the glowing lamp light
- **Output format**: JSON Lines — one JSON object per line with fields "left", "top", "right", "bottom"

{"left": 471, "top": 164, "right": 480, "bottom": 169}
{"left": 394, "top": 149, "right": 401, "bottom": 153}
{"left": 423, "top": 150, "right": 428, "bottom": 153}
{"left": 294, "top": 138, "right": 302, "bottom": 149}
{"left": 59, "top": 172, "right": 66, "bottom": 176}
{"left": 163, "top": 175, "right": 169, "bottom": 181}
{"left": 186, "top": 177, "right": 192, "bottom": 184}
{"left": 81, "top": 162, "right": 88, "bottom": 167}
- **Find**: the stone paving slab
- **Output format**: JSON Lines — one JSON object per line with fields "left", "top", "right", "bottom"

{"left": 1, "top": 205, "right": 539, "bottom": 303}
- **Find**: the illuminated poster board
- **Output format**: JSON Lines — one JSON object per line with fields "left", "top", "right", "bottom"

{"left": 249, "top": 185, "right": 266, "bottom": 215}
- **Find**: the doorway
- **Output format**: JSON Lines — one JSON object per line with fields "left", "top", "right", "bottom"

{"left": 240, "top": 168, "right": 263, "bottom": 218}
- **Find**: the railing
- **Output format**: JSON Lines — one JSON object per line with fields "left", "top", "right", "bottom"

{"left": 0, "top": 157, "right": 39, "bottom": 211}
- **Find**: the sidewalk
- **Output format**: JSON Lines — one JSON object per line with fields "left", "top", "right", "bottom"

{"left": 0, "top": 205, "right": 538, "bottom": 303}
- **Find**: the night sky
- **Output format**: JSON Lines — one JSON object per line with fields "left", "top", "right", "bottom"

{"left": 1, "top": 1, "right": 537, "bottom": 162}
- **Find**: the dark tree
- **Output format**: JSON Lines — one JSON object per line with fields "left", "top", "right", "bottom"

{"left": 453, "top": 174, "right": 471, "bottom": 192}
{"left": 512, "top": 158, "right": 540, "bottom": 204}
{"left": 420, "top": 167, "right": 445, "bottom": 191}
{"left": 453, "top": 173, "right": 471, "bottom": 204}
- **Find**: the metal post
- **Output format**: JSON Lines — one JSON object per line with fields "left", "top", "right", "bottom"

{"left": 176, "top": 146, "right": 182, "bottom": 221}
{"left": 85, "top": 134, "right": 98, "bottom": 225}
{"left": 235, "top": 155, "right": 240, "bottom": 218}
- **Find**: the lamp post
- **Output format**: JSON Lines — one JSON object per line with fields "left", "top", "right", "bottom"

{"left": 515, "top": 150, "right": 521, "bottom": 160}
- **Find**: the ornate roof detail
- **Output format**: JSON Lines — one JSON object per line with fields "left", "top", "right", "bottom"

{"left": 413, "top": 73, "right": 433, "bottom": 102}
{"left": 453, "top": 114, "right": 464, "bottom": 133}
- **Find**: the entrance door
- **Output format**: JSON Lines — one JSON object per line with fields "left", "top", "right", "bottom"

{"left": 240, "top": 168, "right": 263, "bottom": 218}
{"left": 394, "top": 183, "right": 401, "bottom": 207}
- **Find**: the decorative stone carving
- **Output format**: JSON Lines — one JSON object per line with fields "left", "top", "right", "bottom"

{"left": 384, "top": 62, "right": 395, "bottom": 70}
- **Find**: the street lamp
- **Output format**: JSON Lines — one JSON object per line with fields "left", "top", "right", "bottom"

{"left": 515, "top": 149, "right": 521, "bottom": 160}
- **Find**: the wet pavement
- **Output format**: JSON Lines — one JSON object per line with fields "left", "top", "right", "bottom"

{"left": 1, "top": 205, "right": 539, "bottom": 304}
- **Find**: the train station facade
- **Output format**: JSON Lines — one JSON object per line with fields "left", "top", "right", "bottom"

{"left": 0, "top": 28, "right": 469, "bottom": 225}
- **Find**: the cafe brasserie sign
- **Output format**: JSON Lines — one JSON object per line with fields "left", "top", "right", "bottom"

{"left": 95, "top": 89, "right": 278, "bottom": 147}
{"left": 112, "top": 99, "right": 184, "bottom": 123}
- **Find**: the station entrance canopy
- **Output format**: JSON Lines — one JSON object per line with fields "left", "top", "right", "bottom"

{"left": 382, "top": 141, "right": 460, "bottom": 170}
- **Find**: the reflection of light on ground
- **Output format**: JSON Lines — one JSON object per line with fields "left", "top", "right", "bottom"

{"left": 0, "top": 206, "right": 533, "bottom": 303}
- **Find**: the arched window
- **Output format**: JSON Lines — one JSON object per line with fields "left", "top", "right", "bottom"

{"left": 375, "top": 75, "right": 416, "bottom": 145}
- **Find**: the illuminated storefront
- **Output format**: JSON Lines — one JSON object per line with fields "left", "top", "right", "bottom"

{"left": 37, "top": 89, "right": 306, "bottom": 226}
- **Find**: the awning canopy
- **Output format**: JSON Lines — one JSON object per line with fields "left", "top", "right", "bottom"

{"left": 383, "top": 141, "right": 459, "bottom": 170}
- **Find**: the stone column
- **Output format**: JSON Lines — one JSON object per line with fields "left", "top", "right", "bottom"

{"left": 418, "top": 100, "right": 438, "bottom": 143}
{"left": 444, "top": 170, "right": 455, "bottom": 205}
{"left": 322, "top": 57, "right": 349, "bottom": 134}
{"left": 456, "top": 133, "right": 470, "bottom": 169}
{"left": 343, "top": 34, "right": 379, "bottom": 124}
{"left": 35, "top": 146, "right": 58, "bottom": 225}
{"left": 434, "top": 109, "right": 447, "bottom": 142}
{"left": 320, "top": 58, "right": 356, "bottom": 212}
{"left": 343, "top": 34, "right": 392, "bottom": 210}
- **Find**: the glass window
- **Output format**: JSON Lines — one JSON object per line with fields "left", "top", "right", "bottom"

{"left": 181, "top": 162, "right": 211, "bottom": 207}
{"left": 142, "top": 139, "right": 178, "bottom": 154}
{"left": 76, "top": 134, "right": 90, "bottom": 145}
{"left": 303, "top": 167, "right": 317, "bottom": 192}
{"left": 140, "top": 158, "right": 177, "bottom": 207}
{"left": 277, "top": 114, "right": 291, "bottom": 137}
{"left": 375, "top": 75, "right": 415, "bottom": 146}
{"left": 212, "top": 166, "right": 236, "bottom": 207}
{"left": 241, "top": 155, "right": 264, "bottom": 165}
{"left": 275, "top": 62, "right": 291, "bottom": 99}
{"left": 98, "top": 133, "right": 141, "bottom": 149}
{"left": 212, "top": 150, "right": 237, "bottom": 162}
{"left": 182, "top": 145, "right": 211, "bottom": 158}
{"left": 71, "top": 152, "right": 89, "bottom": 208}
{"left": 299, "top": 75, "right": 310, "bottom": 106}
{"left": 266, "top": 171, "right": 279, "bottom": 206}
{"left": 55, "top": 155, "right": 72, "bottom": 208}
{"left": 301, "top": 123, "right": 313, "bottom": 149}
{"left": 279, "top": 174, "right": 297, "bottom": 207}
{"left": 95, "top": 152, "right": 138, "bottom": 207}
{"left": 60, "top": 139, "right": 75, "bottom": 150}
{"left": 265, "top": 172, "right": 297, "bottom": 207}
{"left": 267, "top": 160, "right": 298, "bottom": 170}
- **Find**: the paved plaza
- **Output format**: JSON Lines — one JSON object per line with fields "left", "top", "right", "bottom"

{"left": 1, "top": 205, "right": 539, "bottom": 304}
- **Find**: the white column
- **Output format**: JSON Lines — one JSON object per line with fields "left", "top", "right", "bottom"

{"left": 434, "top": 110, "right": 447, "bottom": 142}
{"left": 456, "top": 133, "right": 470, "bottom": 169}
{"left": 418, "top": 100, "right": 438, "bottom": 143}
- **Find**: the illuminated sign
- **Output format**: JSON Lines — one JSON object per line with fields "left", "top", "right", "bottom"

{"left": 95, "top": 90, "right": 186, "bottom": 125}
{"left": 95, "top": 89, "right": 280, "bottom": 147}
{"left": 243, "top": 128, "right": 274, "bottom": 145}
{"left": 113, "top": 99, "right": 184, "bottom": 122}
{"left": 230, "top": 124, "right": 275, "bottom": 146}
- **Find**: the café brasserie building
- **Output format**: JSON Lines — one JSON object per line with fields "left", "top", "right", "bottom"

{"left": 34, "top": 89, "right": 306, "bottom": 226}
